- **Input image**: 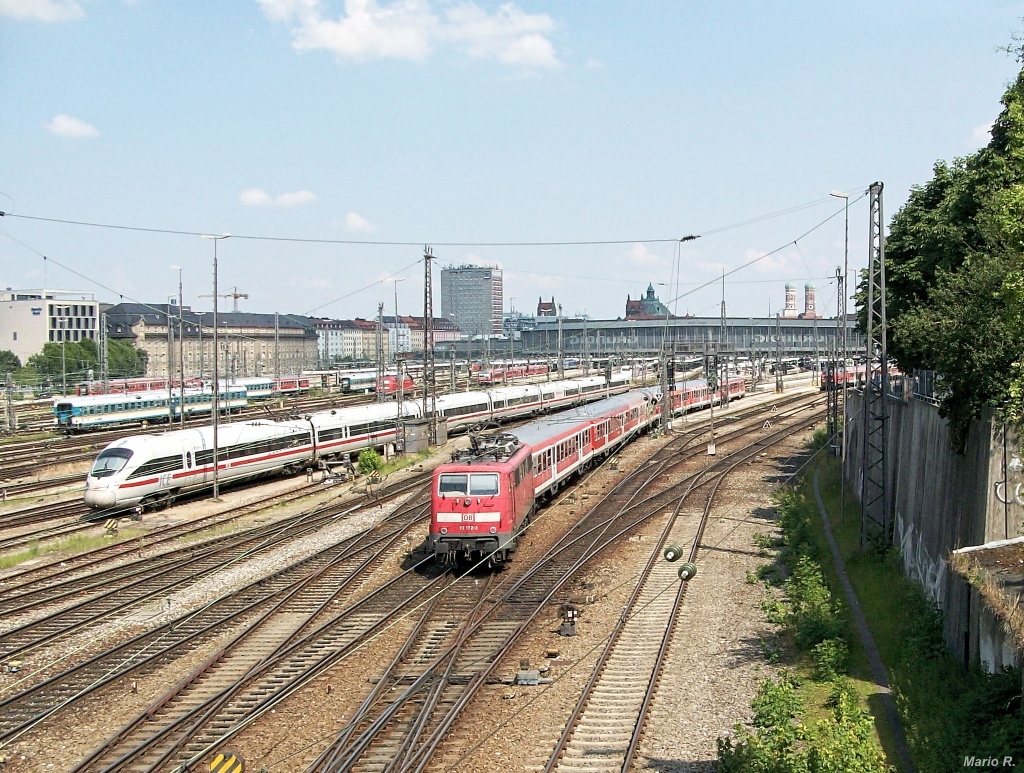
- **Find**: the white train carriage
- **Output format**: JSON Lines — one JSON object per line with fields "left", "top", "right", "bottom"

{"left": 485, "top": 384, "right": 544, "bottom": 421}
{"left": 434, "top": 392, "right": 492, "bottom": 430}
{"left": 311, "top": 401, "right": 422, "bottom": 457}
{"left": 54, "top": 386, "right": 248, "bottom": 431}
{"left": 84, "top": 419, "right": 313, "bottom": 509}
{"left": 82, "top": 373, "right": 637, "bottom": 509}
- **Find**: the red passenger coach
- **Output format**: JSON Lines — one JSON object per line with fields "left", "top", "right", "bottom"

{"left": 429, "top": 388, "right": 659, "bottom": 566}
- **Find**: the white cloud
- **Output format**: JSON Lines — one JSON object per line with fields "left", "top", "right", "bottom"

{"left": 967, "top": 122, "right": 993, "bottom": 149}
{"left": 0, "top": 0, "right": 83, "bottom": 21}
{"left": 45, "top": 113, "right": 98, "bottom": 138}
{"left": 584, "top": 57, "right": 602, "bottom": 70}
{"left": 625, "top": 243, "right": 664, "bottom": 267}
{"left": 255, "top": 0, "right": 560, "bottom": 69}
{"left": 344, "top": 211, "right": 377, "bottom": 233}
{"left": 239, "top": 188, "right": 317, "bottom": 207}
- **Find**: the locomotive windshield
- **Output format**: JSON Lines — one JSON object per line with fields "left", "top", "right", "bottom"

{"left": 438, "top": 473, "right": 500, "bottom": 496}
{"left": 438, "top": 474, "right": 468, "bottom": 495}
{"left": 469, "top": 473, "right": 499, "bottom": 496}
{"left": 90, "top": 448, "right": 133, "bottom": 478}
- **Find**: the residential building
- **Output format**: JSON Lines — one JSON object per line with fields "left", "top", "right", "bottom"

{"left": 0, "top": 289, "right": 99, "bottom": 363}
{"left": 403, "top": 316, "right": 461, "bottom": 351}
{"left": 104, "top": 303, "right": 319, "bottom": 378}
{"left": 311, "top": 318, "right": 365, "bottom": 363}
{"left": 352, "top": 318, "right": 390, "bottom": 363}
{"left": 439, "top": 264, "right": 503, "bottom": 337}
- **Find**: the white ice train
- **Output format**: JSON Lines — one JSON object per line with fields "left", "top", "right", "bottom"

{"left": 83, "top": 373, "right": 633, "bottom": 510}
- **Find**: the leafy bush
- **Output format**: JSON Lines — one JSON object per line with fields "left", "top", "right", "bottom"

{"left": 786, "top": 555, "right": 845, "bottom": 650}
{"left": 357, "top": 449, "right": 383, "bottom": 476}
{"left": 811, "top": 638, "right": 849, "bottom": 682}
{"left": 718, "top": 675, "right": 889, "bottom": 773}
{"left": 889, "top": 587, "right": 1024, "bottom": 771}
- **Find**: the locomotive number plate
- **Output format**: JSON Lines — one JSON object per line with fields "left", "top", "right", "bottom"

{"left": 462, "top": 513, "right": 475, "bottom": 522}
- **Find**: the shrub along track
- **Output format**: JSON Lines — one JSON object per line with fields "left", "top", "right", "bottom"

{"left": 125, "top": 392, "right": 822, "bottom": 773}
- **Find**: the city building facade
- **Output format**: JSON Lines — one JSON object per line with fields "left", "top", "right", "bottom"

{"left": 104, "top": 303, "right": 319, "bottom": 379}
{"left": 311, "top": 318, "right": 365, "bottom": 364}
{"left": 0, "top": 289, "right": 99, "bottom": 363}
{"left": 439, "top": 264, "right": 503, "bottom": 337}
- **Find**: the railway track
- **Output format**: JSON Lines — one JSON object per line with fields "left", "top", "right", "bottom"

{"left": 0, "top": 489, "right": 439, "bottom": 753}
{"left": 1, "top": 389, "right": 817, "bottom": 769}
{"left": 540, "top": 413, "right": 812, "bottom": 772}
{"left": 65, "top": 501, "right": 448, "bottom": 771}
{"left": 295, "top": 393, "right": 823, "bottom": 772}
{"left": 0, "top": 473, "right": 435, "bottom": 662}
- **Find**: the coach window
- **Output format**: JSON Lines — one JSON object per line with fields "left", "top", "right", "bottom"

{"left": 439, "top": 474, "right": 468, "bottom": 496}
{"left": 469, "top": 473, "right": 499, "bottom": 496}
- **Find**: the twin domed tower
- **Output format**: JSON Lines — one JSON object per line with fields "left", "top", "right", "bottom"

{"left": 782, "top": 280, "right": 818, "bottom": 319}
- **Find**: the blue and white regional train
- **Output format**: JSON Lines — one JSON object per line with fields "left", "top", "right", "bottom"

{"left": 54, "top": 386, "right": 248, "bottom": 431}
{"left": 83, "top": 373, "right": 632, "bottom": 510}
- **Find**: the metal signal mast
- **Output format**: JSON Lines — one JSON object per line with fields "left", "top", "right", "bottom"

{"left": 423, "top": 246, "right": 438, "bottom": 445}
{"left": 861, "top": 182, "right": 890, "bottom": 550}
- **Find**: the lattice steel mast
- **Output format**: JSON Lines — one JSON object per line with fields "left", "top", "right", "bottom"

{"left": 423, "top": 246, "right": 437, "bottom": 445}
{"left": 861, "top": 182, "right": 889, "bottom": 550}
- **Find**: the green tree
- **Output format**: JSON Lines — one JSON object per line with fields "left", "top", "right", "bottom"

{"left": 107, "top": 339, "right": 146, "bottom": 378}
{"left": 24, "top": 338, "right": 146, "bottom": 383}
{"left": 0, "top": 350, "right": 21, "bottom": 373}
{"left": 881, "top": 62, "right": 1024, "bottom": 446}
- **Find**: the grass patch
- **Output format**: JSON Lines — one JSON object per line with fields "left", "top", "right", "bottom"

{"left": 814, "top": 457, "right": 1024, "bottom": 772}
{"left": 378, "top": 450, "right": 432, "bottom": 478}
{"left": 0, "top": 431, "right": 57, "bottom": 445}
{"left": 0, "top": 527, "right": 146, "bottom": 569}
{"left": 719, "top": 476, "right": 891, "bottom": 771}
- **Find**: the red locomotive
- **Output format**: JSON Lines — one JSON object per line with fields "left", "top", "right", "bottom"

{"left": 429, "top": 388, "right": 659, "bottom": 566}
{"left": 477, "top": 363, "right": 549, "bottom": 385}
{"left": 379, "top": 374, "right": 415, "bottom": 394}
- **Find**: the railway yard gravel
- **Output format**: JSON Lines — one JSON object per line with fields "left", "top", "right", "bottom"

{"left": 0, "top": 386, "right": 817, "bottom": 771}
{"left": 431, "top": 418, "right": 814, "bottom": 773}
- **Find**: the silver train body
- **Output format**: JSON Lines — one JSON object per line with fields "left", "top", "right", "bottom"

{"left": 83, "top": 373, "right": 632, "bottom": 510}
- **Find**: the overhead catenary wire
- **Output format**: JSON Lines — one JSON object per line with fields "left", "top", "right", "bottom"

{"left": 0, "top": 190, "right": 865, "bottom": 350}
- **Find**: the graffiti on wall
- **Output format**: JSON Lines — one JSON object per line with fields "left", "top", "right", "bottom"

{"left": 896, "top": 510, "right": 948, "bottom": 605}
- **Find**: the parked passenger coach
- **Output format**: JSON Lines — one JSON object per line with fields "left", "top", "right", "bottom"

{"left": 84, "top": 373, "right": 636, "bottom": 510}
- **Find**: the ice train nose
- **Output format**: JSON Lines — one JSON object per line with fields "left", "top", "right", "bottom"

{"left": 84, "top": 488, "right": 116, "bottom": 508}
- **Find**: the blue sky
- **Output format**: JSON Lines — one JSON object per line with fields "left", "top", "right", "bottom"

{"left": 1, "top": 0, "right": 1021, "bottom": 323}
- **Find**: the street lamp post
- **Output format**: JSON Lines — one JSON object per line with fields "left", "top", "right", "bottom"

{"left": 389, "top": 277, "right": 406, "bottom": 442}
{"left": 830, "top": 191, "right": 850, "bottom": 523}
{"left": 202, "top": 234, "right": 230, "bottom": 501}
{"left": 171, "top": 266, "right": 185, "bottom": 427}
{"left": 508, "top": 296, "right": 517, "bottom": 373}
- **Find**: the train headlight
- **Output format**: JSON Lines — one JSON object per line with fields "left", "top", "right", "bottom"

{"left": 489, "top": 526, "right": 496, "bottom": 534}
{"left": 440, "top": 527, "right": 448, "bottom": 535}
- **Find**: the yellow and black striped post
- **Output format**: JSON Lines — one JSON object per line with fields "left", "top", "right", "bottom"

{"left": 104, "top": 519, "right": 118, "bottom": 534}
{"left": 210, "top": 751, "right": 244, "bottom": 773}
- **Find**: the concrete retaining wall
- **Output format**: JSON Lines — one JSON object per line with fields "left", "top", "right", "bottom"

{"left": 844, "top": 392, "right": 1023, "bottom": 671}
